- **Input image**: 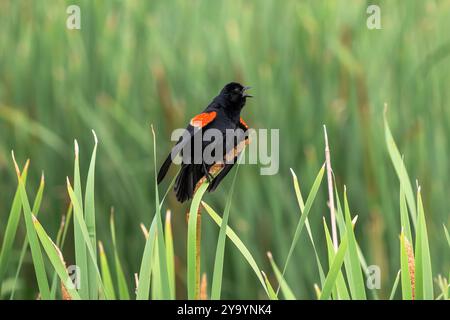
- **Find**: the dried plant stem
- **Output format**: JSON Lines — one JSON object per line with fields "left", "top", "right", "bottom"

{"left": 323, "top": 125, "right": 338, "bottom": 251}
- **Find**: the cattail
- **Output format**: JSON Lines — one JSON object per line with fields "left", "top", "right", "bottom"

{"left": 200, "top": 273, "right": 208, "bottom": 300}
{"left": 61, "top": 283, "right": 71, "bottom": 300}
{"left": 404, "top": 236, "right": 415, "bottom": 300}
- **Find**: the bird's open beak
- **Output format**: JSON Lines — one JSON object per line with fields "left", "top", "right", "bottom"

{"left": 242, "top": 86, "right": 253, "bottom": 98}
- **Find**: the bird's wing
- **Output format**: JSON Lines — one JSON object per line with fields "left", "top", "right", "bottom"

{"left": 207, "top": 119, "right": 250, "bottom": 192}
{"left": 157, "top": 111, "right": 217, "bottom": 184}
{"left": 173, "top": 111, "right": 218, "bottom": 153}
{"left": 190, "top": 111, "right": 217, "bottom": 128}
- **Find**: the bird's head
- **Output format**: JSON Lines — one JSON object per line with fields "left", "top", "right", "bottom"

{"left": 219, "top": 82, "right": 252, "bottom": 109}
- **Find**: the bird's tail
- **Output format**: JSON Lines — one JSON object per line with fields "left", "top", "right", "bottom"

{"left": 174, "top": 164, "right": 205, "bottom": 203}
{"left": 174, "top": 165, "right": 193, "bottom": 203}
{"left": 157, "top": 153, "right": 173, "bottom": 184}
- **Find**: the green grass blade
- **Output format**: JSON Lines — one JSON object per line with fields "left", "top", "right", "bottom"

{"left": 290, "top": 168, "right": 325, "bottom": 286}
{"left": 151, "top": 233, "right": 163, "bottom": 299}
{"left": 332, "top": 183, "right": 378, "bottom": 299}
{"left": 73, "top": 140, "right": 89, "bottom": 299}
{"left": 414, "top": 188, "right": 433, "bottom": 299}
{"left": 261, "top": 271, "right": 278, "bottom": 300}
{"left": 12, "top": 154, "right": 51, "bottom": 299}
{"left": 400, "top": 184, "right": 413, "bottom": 245}
{"left": 320, "top": 231, "right": 349, "bottom": 300}
{"left": 436, "top": 275, "right": 449, "bottom": 300}
{"left": 10, "top": 172, "right": 45, "bottom": 299}
{"left": 389, "top": 270, "right": 401, "bottom": 300}
{"left": 187, "top": 181, "right": 209, "bottom": 299}
{"left": 202, "top": 201, "right": 269, "bottom": 297}
{"left": 50, "top": 206, "right": 72, "bottom": 299}
{"left": 211, "top": 161, "right": 241, "bottom": 300}
{"left": 98, "top": 241, "right": 116, "bottom": 299}
{"left": 323, "top": 219, "right": 350, "bottom": 300}
{"left": 165, "top": 210, "right": 175, "bottom": 299}
{"left": 31, "top": 173, "right": 45, "bottom": 217}
{"left": 136, "top": 151, "right": 177, "bottom": 301}
{"left": 136, "top": 218, "right": 157, "bottom": 300}
{"left": 110, "top": 211, "right": 130, "bottom": 300}
{"left": 160, "top": 169, "right": 180, "bottom": 206}
{"left": 400, "top": 232, "right": 413, "bottom": 300}
{"left": 67, "top": 179, "right": 111, "bottom": 299}
{"left": 355, "top": 244, "right": 379, "bottom": 300}
{"left": 444, "top": 225, "right": 450, "bottom": 248}
{"left": 333, "top": 181, "right": 355, "bottom": 294}
{"left": 33, "top": 215, "right": 81, "bottom": 300}
{"left": 267, "top": 252, "right": 296, "bottom": 300}
{"left": 61, "top": 204, "right": 73, "bottom": 248}
{"left": 84, "top": 131, "right": 98, "bottom": 299}
{"left": 0, "top": 160, "right": 29, "bottom": 288}
{"left": 280, "top": 165, "right": 325, "bottom": 283}
{"left": 343, "top": 189, "right": 366, "bottom": 299}
{"left": 384, "top": 111, "right": 417, "bottom": 227}
{"left": 150, "top": 126, "right": 171, "bottom": 300}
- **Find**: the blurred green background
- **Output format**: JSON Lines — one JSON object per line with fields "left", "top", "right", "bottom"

{"left": 0, "top": 0, "right": 449, "bottom": 299}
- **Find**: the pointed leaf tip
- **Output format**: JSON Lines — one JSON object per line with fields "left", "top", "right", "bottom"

{"left": 139, "top": 223, "right": 149, "bottom": 240}
{"left": 91, "top": 130, "right": 98, "bottom": 145}
{"left": 289, "top": 168, "right": 296, "bottom": 178}
{"left": 74, "top": 139, "right": 79, "bottom": 158}
{"left": 110, "top": 207, "right": 115, "bottom": 222}
{"left": 150, "top": 124, "right": 155, "bottom": 136}
{"left": 323, "top": 125, "right": 329, "bottom": 143}
{"left": 134, "top": 273, "right": 139, "bottom": 292}
{"left": 24, "top": 159, "right": 30, "bottom": 171}
{"left": 11, "top": 150, "right": 20, "bottom": 176}
{"left": 98, "top": 241, "right": 104, "bottom": 254}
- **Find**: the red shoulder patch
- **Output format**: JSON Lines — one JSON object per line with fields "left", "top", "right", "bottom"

{"left": 239, "top": 117, "right": 249, "bottom": 129}
{"left": 190, "top": 111, "right": 217, "bottom": 128}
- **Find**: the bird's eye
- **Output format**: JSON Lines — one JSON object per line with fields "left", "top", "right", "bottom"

{"left": 233, "top": 88, "right": 240, "bottom": 93}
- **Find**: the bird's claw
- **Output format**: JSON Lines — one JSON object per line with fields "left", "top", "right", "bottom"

{"left": 206, "top": 172, "right": 213, "bottom": 183}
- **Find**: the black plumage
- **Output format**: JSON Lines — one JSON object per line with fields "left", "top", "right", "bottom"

{"left": 157, "top": 82, "right": 251, "bottom": 202}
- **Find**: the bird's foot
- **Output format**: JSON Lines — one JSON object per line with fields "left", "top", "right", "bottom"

{"left": 206, "top": 172, "right": 214, "bottom": 183}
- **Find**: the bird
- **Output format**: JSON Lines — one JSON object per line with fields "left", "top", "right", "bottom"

{"left": 157, "top": 82, "right": 252, "bottom": 203}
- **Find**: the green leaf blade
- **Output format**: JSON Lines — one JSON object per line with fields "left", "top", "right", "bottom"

{"left": 84, "top": 132, "right": 98, "bottom": 299}
{"left": 414, "top": 190, "right": 433, "bottom": 300}
{"left": 343, "top": 190, "right": 366, "bottom": 299}
{"left": 202, "top": 201, "right": 269, "bottom": 298}
{"left": 73, "top": 141, "right": 89, "bottom": 299}
{"left": 211, "top": 161, "right": 241, "bottom": 300}
{"left": 0, "top": 161, "right": 30, "bottom": 291}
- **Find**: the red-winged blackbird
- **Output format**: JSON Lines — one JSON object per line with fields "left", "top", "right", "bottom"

{"left": 157, "top": 82, "right": 252, "bottom": 202}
